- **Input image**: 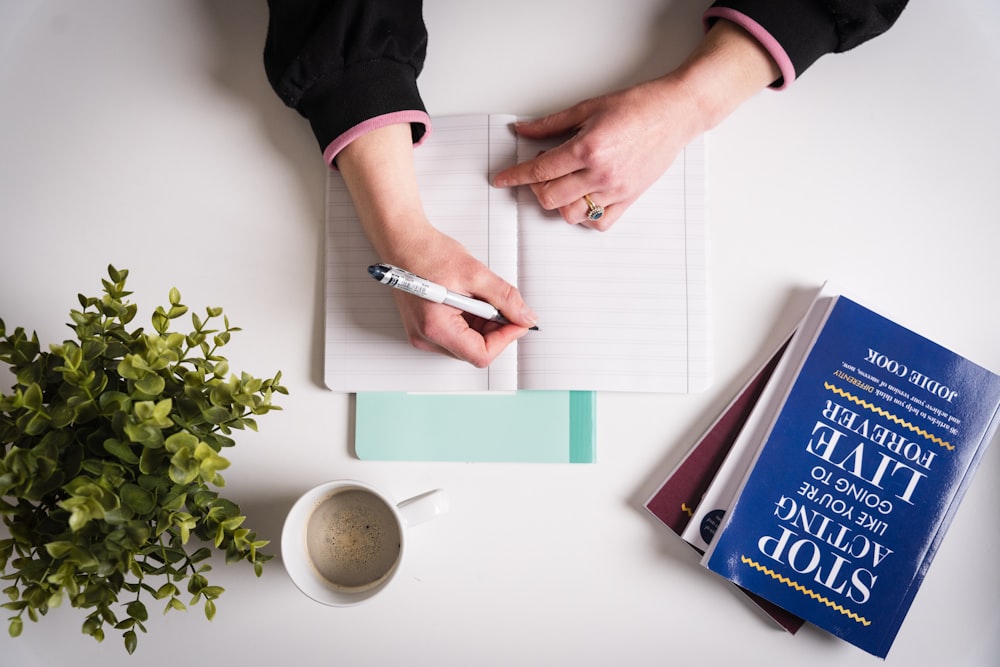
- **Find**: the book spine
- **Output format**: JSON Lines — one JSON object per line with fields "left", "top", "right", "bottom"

{"left": 687, "top": 290, "right": 838, "bottom": 554}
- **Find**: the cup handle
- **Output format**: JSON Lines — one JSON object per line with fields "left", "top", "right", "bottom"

{"left": 397, "top": 488, "right": 449, "bottom": 527}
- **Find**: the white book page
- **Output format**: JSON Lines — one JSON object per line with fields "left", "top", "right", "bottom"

{"left": 324, "top": 115, "right": 520, "bottom": 392}
{"left": 515, "top": 136, "right": 708, "bottom": 392}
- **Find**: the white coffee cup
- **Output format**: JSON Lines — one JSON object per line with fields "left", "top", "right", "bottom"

{"left": 281, "top": 480, "right": 448, "bottom": 606}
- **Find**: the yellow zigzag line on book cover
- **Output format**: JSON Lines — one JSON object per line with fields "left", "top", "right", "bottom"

{"left": 740, "top": 555, "right": 871, "bottom": 626}
{"left": 680, "top": 503, "right": 694, "bottom": 517}
{"left": 824, "top": 382, "right": 954, "bottom": 451}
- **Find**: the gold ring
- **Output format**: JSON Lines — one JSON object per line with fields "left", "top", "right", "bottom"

{"left": 583, "top": 195, "right": 605, "bottom": 221}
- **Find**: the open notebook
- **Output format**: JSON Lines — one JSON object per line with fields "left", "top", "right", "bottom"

{"left": 325, "top": 114, "right": 708, "bottom": 393}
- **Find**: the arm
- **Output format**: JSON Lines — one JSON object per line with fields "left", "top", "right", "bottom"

{"left": 494, "top": 1, "right": 908, "bottom": 230}
{"left": 705, "top": 0, "right": 910, "bottom": 89}
{"left": 263, "top": 0, "right": 431, "bottom": 164}
{"left": 336, "top": 124, "right": 536, "bottom": 367}
{"left": 265, "top": 0, "right": 536, "bottom": 366}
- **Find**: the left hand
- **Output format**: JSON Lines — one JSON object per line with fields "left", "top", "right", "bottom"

{"left": 492, "top": 76, "right": 702, "bottom": 231}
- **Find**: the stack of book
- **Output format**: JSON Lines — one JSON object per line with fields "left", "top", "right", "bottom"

{"left": 645, "top": 285, "right": 1000, "bottom": 658}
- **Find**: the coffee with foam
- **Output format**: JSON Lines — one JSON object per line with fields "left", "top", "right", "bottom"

{"left": 305, "top": 489, "right": 402, "bottom": 591}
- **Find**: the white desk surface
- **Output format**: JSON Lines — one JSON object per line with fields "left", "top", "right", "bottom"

{"left": 1, "top": 1, "right": 998, "bottom": 665}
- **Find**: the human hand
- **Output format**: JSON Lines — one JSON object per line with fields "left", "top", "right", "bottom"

{"left": 382, "top": 228, "right": 538, "bottom": 368}
{"left": 492, "top": 20, "right": 782, "bottom": 231}
{"left": 336, "top": 123, "right": 538, "bottom": 368}
{"left": 492, "top": 77, "right": 702, "bottom": 231}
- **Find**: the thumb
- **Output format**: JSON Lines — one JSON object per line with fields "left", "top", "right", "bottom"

{"left": 478, "top": 276, "right": 539, "bottom": 330}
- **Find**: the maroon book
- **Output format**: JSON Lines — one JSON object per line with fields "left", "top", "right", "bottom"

{"left": 644, "top": 338, "right": 804, "bottom": 633}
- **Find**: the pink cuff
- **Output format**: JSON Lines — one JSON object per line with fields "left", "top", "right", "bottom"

{"left": 322, "top": 110, "right": 433, "bottom": 168}
{"left": 703, "top": 8, "right": 796, "bottom": 90}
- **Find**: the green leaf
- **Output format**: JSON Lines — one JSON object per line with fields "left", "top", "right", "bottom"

{"left": 168, "top": 287, "right": 181, "bottom": 306}
{"left": 23, "top": 382, "right": 44, "bottom": 410}
{"left": 44, "top": 541, "right": 75, "bottom": 559}
{"left": 133, "top": 401, "right": 155, "bottom": 421}
{"left": 164, "top": 431, "right": 198, "bottom": 454}
{"left": 124, "top": 629, "right": 138, "bottom": 655}
{"left": 126, "top": 600, "right": 149, "bottom": 622}
{"left": 8, "top": 617, "right": 22, "bottom": 638}
{"left": 151, "top": 311, "right": 168, "bottom": 334}
{"left": 59, "top": 495, "right": 106, "bottom": 532}
{"left": 201, "top": 406, "right": 231, "bottom": 425}
{"left": 165, "top": 597, "right": 186, "bottom": 614}
{"left": 123, "top": 421, "right": 164, "bottom": 449}
{"left": 168, "top": 449, "right": 199, "bottom": 486}
{"left": 121, "top": 484, "right": 155, "bottom": 515}
{"left": 152, "top": 398, "right": 173, "bottom": 423}
{"left": 138, "top": 445, "right": 163, "bottom": 475}
{"left": 154, "top": 583, "right": 177, "bottom": 600}
{"left": 201, "top": 585, "right": 224, "bottom": 599}
{"left": 104, "top": 438, "right": 139, "bottom": 464}
{"left": 203, "top": 599, "right": 216, "bottom": 622}
{"left": 27, "top": 413, "right": 51, "bottom": 437}
{"left": 134, "top": 373, "right": 165, "bottom": 397}
{"left": 219, "top": 515, "right": 245, "bottom": 531}
{"left": 98, "top": 390, "right": 132, "bottom": 414}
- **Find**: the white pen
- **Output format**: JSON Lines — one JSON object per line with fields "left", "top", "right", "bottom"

{"left": 367, "top": 263, "right": 538, "bottom": 330}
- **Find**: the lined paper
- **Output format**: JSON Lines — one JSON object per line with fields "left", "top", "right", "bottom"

{"left": 515, "top": 134, "right": 707, "bottom": 392}
{"left": 324, "top": 114, "right": 707, "bottom": 393}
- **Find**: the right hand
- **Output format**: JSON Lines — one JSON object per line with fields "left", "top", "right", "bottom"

{"left": 336, "top": 122, "right": 536, "bottom": 367}
{"left": 382, "top": 227, "right": 537, "bottom": 368}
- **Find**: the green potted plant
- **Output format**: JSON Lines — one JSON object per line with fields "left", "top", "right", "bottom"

{"left": 0, "top": 266, "right": 286, "bottom": 653}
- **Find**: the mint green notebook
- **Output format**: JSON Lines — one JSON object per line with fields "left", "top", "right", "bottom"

{"left": 354, "top": 391, "right": 596, "bottom": 463}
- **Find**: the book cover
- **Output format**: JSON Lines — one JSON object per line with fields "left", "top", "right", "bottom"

{"left": 645, "top": 338, "right": 788, "bottom": 536}
{"left": 680, "top": 288, "right": 838, "bottom": 553}
{"left": 324, "top": 114, "right": 708, "bottom": 393}
{"left": 354, "top": 390, "right": 595, "bottom": 463}
{"left": 702, "top": 295, "right": 1000, "bottom": 658}
{"left": 644, "top": 337, "right": 804, "bottom": 633}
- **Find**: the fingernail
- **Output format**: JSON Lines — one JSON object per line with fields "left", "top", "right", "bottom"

{"left": 522, "top": 307, "right": 539, "bottom": 328}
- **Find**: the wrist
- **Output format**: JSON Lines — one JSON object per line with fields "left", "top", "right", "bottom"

{"left": 336, "top": 123, "right": 437, "bottom": 262}
{"left": 671, "top": 19, "right": 781, "bottom": 131}
{"left": 368, "top": 215, "right": 439, "bottom": 267}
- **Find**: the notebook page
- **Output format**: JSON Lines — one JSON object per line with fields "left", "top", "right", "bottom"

{"left": 515, "top": 135, "right": 708, "bottom": 392}
{"left": 324, "top": 114, "right": 520, "bottom": 392}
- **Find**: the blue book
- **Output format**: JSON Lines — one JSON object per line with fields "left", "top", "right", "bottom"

{"left": 354, "top": 390, "right": 595, "bottom": 463}
{"left": 701, "top": 294, "right": 1000, "bottom": 658}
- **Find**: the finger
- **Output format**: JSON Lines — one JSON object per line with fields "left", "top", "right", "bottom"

{"left": 512, "top": 103, "right": 590, "bottom": 139}
{"left": 540, "top": 189, "right": 608, "bottom": 226}
{"left": 436, "top": 319, "right": 527, "bottom": 368}
{"left": 577, "top": 205, "right": 620, "bottom": 231}
{"left": 404, "top": 307, "right": 491, "bottom": 367}
{"left": 468, "top": 274, "right": 539, "bottom": 330}
{"left": 527, "top": 170, "right": 594, "bottom": 212}
{"left": 572, "top": 196, "right": 631, "bottom": 231}
{"left": 402, "top": 291, "right": 534, "bottom": 367}
{"left": 492, "top": 140, "right": 584, "bottom": 188}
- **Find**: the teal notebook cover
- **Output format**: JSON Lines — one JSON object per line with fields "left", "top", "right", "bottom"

{"left": 354, "top": 391, "right": 596, "bottom": 463}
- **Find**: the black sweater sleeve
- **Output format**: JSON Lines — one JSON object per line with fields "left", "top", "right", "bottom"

{"left": 707, "top": 0, "right": 908, "bottom": 83}
{"left": 263, "top": 0, "right": 429, "bottom": 154}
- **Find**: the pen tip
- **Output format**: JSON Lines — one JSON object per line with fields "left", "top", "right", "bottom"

{"left": 368, "top": 264, "right": 385, "bottom": 280}
{"left": 529, "top": 325, "right": 539, "bottom": 331}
